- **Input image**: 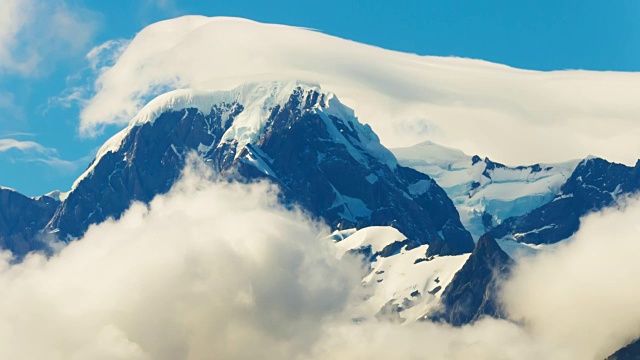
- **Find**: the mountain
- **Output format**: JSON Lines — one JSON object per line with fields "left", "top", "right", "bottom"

{"left": 491, "top": 157, "right": 640, "bottom": 245}
{"left": 45, "top": 82, "right": 473, "bottom": 256}
{"left": 392, "top": 141, "right": 578, "bottom": 240}
{"left": 428, "top": 233, "right": 513, "bottom": 326}
{"left": 0, "top": 187, "right": 59, "bottom": 258}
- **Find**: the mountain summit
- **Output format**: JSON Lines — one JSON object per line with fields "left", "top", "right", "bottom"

{"left": 44, "top": 81, "right": 474, "bottom": 256}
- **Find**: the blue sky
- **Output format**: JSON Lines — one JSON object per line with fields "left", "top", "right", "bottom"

{"left": 1, "top": 0, "right": 639, "bottom": 196}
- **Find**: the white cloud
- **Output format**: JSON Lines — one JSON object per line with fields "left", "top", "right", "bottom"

{"left": 0, "top": 138, "right": 90, "bottom": 172}
{"left": 77, "top": 16, "right": 640, "bottom": 166}
{"left": 502, "top": 196, "right": 640, "bottom": 359}
{"left": 0, "top": 0, "right": 98, "bottom": 76}
{"left": 0, "top": 138, "right": 50, "bottom": 153}
{"left": 0, "top": 159, "right": 360, "bottom": 359}
{"left": 0, "top": 158, "right": 637, "bottom": 359}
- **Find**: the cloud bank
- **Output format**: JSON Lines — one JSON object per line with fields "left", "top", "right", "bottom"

{"left": 502, "top": 196, "right": 640, "bottom": 360}
{"left": 2, "top": 158, "right": 640, "bottom": 359}
{"left": 77, "top": 16, "right": 640, "bottom": 166}
{"left": 0, "top": 160, "right": 360, "bottom": 359}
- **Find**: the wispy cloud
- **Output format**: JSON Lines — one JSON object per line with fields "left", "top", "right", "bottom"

{"left": 0, "top": 92, "right": 24, "bottom": 121}
{"left": 0, "top": 0, "right": 99, "bottom": 76}
{"left": 0, "top": 138, "right": 50, "bottom": 153}
{"left": 0, "top": 138, "right": 92, "bottom": 172}
{"left": 47, "top": 39, "right": 130, "bottom": 113}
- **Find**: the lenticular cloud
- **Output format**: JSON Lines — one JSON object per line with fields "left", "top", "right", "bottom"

{"left": 78, "top": 16, "right": 640, "bottom": 166}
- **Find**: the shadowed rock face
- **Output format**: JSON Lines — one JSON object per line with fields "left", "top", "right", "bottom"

{"left": 429, "top": 233, "right": 513, "bottom": 326}
{"left": 0, "top": 189, "right": 59, "bottom": 258}
{"left": 46, "top": 85, "right": 474, "bottom": 256}
{"left": 607, "top": 339, "right": 640, "bottom": 360}
{"left": 491, "top": 158, "right": 640, "bottom": 245}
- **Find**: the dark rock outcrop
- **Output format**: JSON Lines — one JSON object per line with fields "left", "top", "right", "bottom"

{"left": 429, "top": 233, "right": 513, "bottom": 326}
{"left": 0, "top": 188, "right": 59, "bottom": 258}
{"left": 607, "top": 339, "right": 640, "bottom": 360}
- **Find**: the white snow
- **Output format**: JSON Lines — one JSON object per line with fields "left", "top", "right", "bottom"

{"left": 0, "top": 185, "right": 17, "bottom": 193}
{"left": 71, "top": 81, "right": 396, "bottom": 190}
{"left": 331, "top": 194, "right": 373, "bottom": 223}
{"left": 44, "top": 190, "right": 70, "bottom": 202}
{"left": 238, "top": 146, "right": 277, "bottom": 178}
{"left": 332, "top": 226, "right": 469, "bottom": 323}
{"left": 365, "top": 173, "right": 379, "bottom": 184}
{"left": 392, "top": 141, "right": 580, "bottom": 240}
{"left": 408, "top": 179, "right": 432, "bottom": 196}
{"left": 328, "top": 228, "right": 358, "bottom": 242}
{"left": 513, "top": 224, "right": 557, "bottom": 240}
{"left": 334, "top": 226, "right": 407, "bottom": 255}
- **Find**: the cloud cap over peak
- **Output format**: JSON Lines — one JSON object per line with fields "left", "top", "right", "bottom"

{"left": 77, "top": 16, "right": 640, "bottom": 166}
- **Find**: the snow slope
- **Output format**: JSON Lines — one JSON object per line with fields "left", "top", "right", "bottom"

{"left": 333, "top": 226, "right": 470, "bottom": 323}
{"left": 392, "top": 141, "right": 579, "bottom": 240}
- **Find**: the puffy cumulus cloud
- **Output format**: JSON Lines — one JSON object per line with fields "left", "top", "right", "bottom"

{"left": 0, "top": 159, "right": 360, "bottom": 360}
{"left": 308, "top": 319, "right": 569, "bottom": 360}
{"left": 502, "top": 196, "right": 640, "bottom": 360}
{"left": 77, "top": 16, "right": 640, "bottom": 165}
{"left": 0, "top": 0, "right": 98, "bottom": 75}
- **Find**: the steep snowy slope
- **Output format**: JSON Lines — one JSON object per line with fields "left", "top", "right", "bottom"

{"left": 332, "top": 226, "right": 470, "bottom": 323}
{"left": 47, "top": 82, "right": 474, "bottom": 256}
{"left": 392, "top": 141, "right": 579, "bottom": 239}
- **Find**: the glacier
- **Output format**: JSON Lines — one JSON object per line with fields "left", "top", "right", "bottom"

{"left": 392, "top": 141, "right": 580, "bottom": 240}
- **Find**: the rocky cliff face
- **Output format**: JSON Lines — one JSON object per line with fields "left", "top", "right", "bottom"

{"left": 428, "top": 233, "right": 513, "bottom": 326}
{"left": 0, "top": 188, "right": 59, "bottom": 258}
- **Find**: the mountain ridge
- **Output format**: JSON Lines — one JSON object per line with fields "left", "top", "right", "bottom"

{"left": 42, "top": 81, "right": 474, "bottom": 257}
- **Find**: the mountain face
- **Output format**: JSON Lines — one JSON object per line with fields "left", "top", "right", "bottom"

{"left": 46, "top": 82, "right": 474, "bottom": 256}
{"left": 0, "top": 188, "right": 59, "bottom": 258}
{"left": 607, "top": 339, "right": 640, "bottom": 360}
{"left": 428, "top": 233, "right": 513, "bottom": 326}
{"left": 491, "top": 157, "right": 640, "bottom": 245}
{"left": 392, "top": 141, "right": 578, "bottom": 240}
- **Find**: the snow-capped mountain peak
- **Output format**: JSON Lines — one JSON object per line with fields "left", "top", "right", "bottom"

{"left": 74, "top": 81, "right": 396, "bottom": 189}
{"left": 54, "top": 82, "right": 473, "bottom": 256}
